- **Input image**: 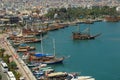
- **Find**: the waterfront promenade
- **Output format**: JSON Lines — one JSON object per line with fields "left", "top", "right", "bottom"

{"left": 0, "top": 33, "right": 36, "bottom": 80}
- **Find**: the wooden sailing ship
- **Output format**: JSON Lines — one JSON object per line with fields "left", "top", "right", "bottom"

{"left": 12, "top": 41, "right": 23, "bottom": 46}
{"left": 17, "top": 43, "right": 35, "bottom": 52}
{"left": 8, "top": 29, "right": 41, "bottom": 42}
{"left": 72, "top": 25, "right": 101, "bottom": 40}
{"left": 22, "top": 22, "right": 48, "bottom": 36}
{"left": 22, "top": 27, "right": 48, "bottom": 36}
{"left": 29, "top": 54, "right": 64, "bottom": 64}
{"left": 10, "top": 30, "right": 41, "bottom": 46}
{"left": 8, "top": 32, "right": 23, "bottom": 40}
{"left": 23, "top": 35, "right": 41, "bottom": 43}
{"left": 28, "top": 39, "right": 64, "bottom": 64}
{"left": 12, "top": 35, "right": 41, "bottom": 47}
{"left": 104, "top": 16, "right": 120, "bottom": 22}
{"left": 47, "top": 23, "right": 68, "bottom": 31}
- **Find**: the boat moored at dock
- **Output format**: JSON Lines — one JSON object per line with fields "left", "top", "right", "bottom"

{"left": 17, "top": 43, "right": 35, "bottom": 52}
{"left": 29, "top": 53, "right": 64, "bottom": 65}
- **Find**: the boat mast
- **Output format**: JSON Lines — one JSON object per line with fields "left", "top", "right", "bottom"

{"left": 40, "top": 34, "right": 44, "bottom": 53}
{"left": 53, "top": 38, "right": 56, "bottom": 57}
{"left": 88, "top": 25, "right": 90, "bottom": 35}
{"left": 77, "top": 24, "right": 80, "bottom": 32}
{"left": 24, "top": 21, "right": 28, "bottom": 29}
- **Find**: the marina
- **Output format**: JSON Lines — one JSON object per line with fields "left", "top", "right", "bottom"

{"left": 1, "top": 18, "right": 120, "bottom": 80}
{"left": 0, "top": 0, "right": 120, "bottom": 80}
{"left": 25, "top": 21, "right": 120, "bottom": 80}
{"left": 2, "top": 21, "right": 120, "bottom": 80}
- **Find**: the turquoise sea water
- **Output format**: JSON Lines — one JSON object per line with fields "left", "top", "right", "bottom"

{"left": 29, "top": 21, "right": 120, "bottom": 80}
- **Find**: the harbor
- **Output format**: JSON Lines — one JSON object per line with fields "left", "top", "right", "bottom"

{"left": 0, "top": 21, "right": 100, "bottom": 80}
{"left": 31, "top": 21, "right": 120, "bottom": 80}
{"left": 0, "top": 0, "right": 120, "bottom": 80}
{"left": 0, "top": 21, "right": 120, "bottom": 80}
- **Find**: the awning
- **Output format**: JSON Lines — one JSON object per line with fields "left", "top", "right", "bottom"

{"left": 34, "top": 53, "right": 52, "bottom": 57}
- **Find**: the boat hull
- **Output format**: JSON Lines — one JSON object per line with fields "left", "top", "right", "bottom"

{"left": 29, "top": 56, "right": 64, "bottom": 65}
{"left": 24, "top": 39, "right": 41, "bottom": 43}
{"left": 72, "top": 32, "right": 101, "bottom": 40}
{"left": 42, "top": 58, "right": 64, "bottom": 65}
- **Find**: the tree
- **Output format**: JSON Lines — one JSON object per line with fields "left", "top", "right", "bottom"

{"left": 3, "top": 54, "right": 10, "bottom": 64}
{"left": 0, "top": 48, "right": 5, "bottom": 53}
{"left": 10, "top": 61, "right": 17, "bottom": 69}
{"left": 44, "top": 6, "right": 120, "bottom": 21}
{"left": 0, "top": 48, "right": 5, "bottom": 57}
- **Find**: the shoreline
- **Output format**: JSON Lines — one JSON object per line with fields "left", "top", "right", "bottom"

{"left": 0, "top": 33, "right": 36, "bottom": 80}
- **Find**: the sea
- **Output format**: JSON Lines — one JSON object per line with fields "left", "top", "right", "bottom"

{"left": 24, "top": 21, "right": 120, "bottom": 80}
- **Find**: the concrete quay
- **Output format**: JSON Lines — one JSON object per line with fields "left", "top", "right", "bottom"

{"left": 0, "top": 33, "right": 36, "bottom": 80}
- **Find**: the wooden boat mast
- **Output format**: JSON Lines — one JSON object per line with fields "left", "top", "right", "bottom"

{"left": 77, "top": 24, "right": 80, "bottom": 32}
{"left": 88, "top": 25, "right": 90, "bottom": 35}
{"left": 40, "top": 34, "right": 44, "bottom": 54}
{"left": 82, "top": 25, "right": 90, "bottom": 35}
{"left": 53, "top": 38, "right": 56, "bottom": 57}
{"left": 24, "top": 21, "right": 28, "bottom": 29}
{"left": 76, "top": 24, "right": 91, "bottom": 34}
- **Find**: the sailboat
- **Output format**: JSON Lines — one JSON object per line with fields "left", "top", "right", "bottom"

{"left": 72, "top": 25, "right": 101, "bottom": 40}
{"left": 29, "top": 36, "right": 64, "bottom": 64}
{"left": 41, "top": 39, "right": 64, "bottom": 64}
